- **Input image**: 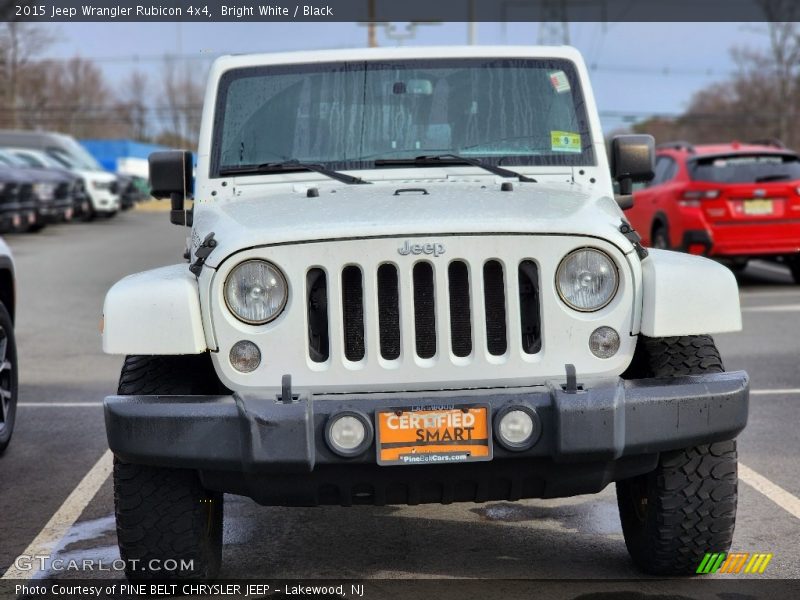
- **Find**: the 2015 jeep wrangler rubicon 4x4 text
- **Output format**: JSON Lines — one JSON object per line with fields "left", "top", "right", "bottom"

{"left": 102, "top": 46, "right": 749, "bottom": 580}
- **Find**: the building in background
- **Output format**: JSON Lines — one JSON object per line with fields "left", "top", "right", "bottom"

{"left": 80, "top": 139, "right": 168, "bottom": 179}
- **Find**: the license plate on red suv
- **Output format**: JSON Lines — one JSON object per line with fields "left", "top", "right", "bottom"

{"left": 743, "top": 199, "right": 774, "bottom": 215}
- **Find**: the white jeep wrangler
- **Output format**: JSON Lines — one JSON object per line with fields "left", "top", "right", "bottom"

{"left": 102, "top": 46, "right": 749, "bottom": 580}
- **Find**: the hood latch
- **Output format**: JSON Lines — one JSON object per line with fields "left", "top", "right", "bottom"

{"left": 189, "top": 232, "right": 217, "bottom": 277}
{"left": 619, "top": 220, "right": 648, "bottom": 260}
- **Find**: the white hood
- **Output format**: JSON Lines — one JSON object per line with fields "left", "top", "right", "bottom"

{"left": 193, "top": 181, "right": 634, "bottom": 268}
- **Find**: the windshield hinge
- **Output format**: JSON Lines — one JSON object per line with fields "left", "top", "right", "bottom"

{"left": 619, "top": 219, "right": 649, "bottom": 260}
{"left": 189, "top": 232, "right": 217, "bottom": 276}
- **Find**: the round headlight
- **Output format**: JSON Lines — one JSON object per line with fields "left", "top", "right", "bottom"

{"left": 556, "top": 248, "right": 619, "bottom": 312}
{"left": 224, "top": 260, "right": 288, "bottom": 325}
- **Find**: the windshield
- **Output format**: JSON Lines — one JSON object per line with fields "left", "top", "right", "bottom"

{"left": 212, "top": 58, "right": 595, "bottom": 176}
{"left": 47, "top": 149, "right": 81, "bottom": 169}
{"left": 691, "top": 153, "right": 800, "bottom": 183}
{"left": 60, "top": 137, "right": 105, "bottom": 171}
{"left": 0, "top": 150, "right": 26, "bottom": 167}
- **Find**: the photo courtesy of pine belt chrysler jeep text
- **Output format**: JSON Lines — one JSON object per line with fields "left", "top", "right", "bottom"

{"left": 101, "top": 46, "right": 749, "bottom": 581}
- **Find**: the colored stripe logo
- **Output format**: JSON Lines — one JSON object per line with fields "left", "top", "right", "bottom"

{"left": 696, "top": 552, "right": 773, "bottom": 574}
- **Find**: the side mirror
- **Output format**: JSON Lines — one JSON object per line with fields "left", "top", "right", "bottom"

{"left": 609, "top": 135, "right": 655, "bottom": 210}
{"left": 149, "top": 150, "right": 193, "bottom": 226}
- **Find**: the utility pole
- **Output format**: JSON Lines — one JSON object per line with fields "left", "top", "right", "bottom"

{"left": 367, "top": 0, "right": 378, "bottom": 47}
{"left": 467, "top": 0, "right": 477, "bottom": 45}
{"left": 537, "top": 0, "right": 570, "bottom": 45}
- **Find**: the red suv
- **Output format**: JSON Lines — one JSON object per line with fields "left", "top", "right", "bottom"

{"left": 626, "top": 140, "right": 800, "bottom": 282}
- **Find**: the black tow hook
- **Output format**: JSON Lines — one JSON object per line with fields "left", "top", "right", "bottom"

{"left": 563, "top": 364, "right": 581, "bottom": 394}
{"left": 278, "top": 374, "right": 299, "bottom": 404}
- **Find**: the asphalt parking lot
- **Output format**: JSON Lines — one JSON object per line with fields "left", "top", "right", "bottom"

{"left": 0, "top": 210, "right": 798, "bottom": 596}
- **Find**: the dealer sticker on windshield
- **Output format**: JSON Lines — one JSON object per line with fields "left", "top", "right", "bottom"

{"left": 549, "top": 70, "right": 571, "bottom": 93}
{"left": 551, "top": 131, "right": 582, "bottom": 153}
{"left": 376, "top": 406, "right": 492, "bottom": 466}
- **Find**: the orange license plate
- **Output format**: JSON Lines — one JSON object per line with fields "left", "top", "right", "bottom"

{"left": 376, "top": 406, "right": 492, "bottom": 466}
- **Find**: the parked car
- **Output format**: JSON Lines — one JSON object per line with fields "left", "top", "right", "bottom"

{"left": 4, "top": 148, "right": 92, "bottom": 220}
{"left": 116, "top": 174, "right": 140, "bottom": 210}
{"left": 102, "top": 46, "right": 748, "bottom": 580}
{"left": 0, "top": 171, "right": 24, "bottom": 233}
{"left": 626, "top": 140, "right": 800, "bottom": 281}
{"left": 0, "top": 149, "right": 74, "bottom": 223}
{"left": 0, "top": 131, "right": 121, "bottom": 219}
{"left": 0, "top": 165, "right": 44, "bottom": 233}
{"left": 0, "top": 238, "right": 17, "bottom": 453}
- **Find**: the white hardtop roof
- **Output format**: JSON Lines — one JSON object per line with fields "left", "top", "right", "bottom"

{"left": 210, "top": 45, "right": 584, "bottom": 72}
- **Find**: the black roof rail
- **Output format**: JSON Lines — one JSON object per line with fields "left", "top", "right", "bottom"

{"left": 656, "top": 140, "right": 695, "bottom": 153}
{"left": 747, "top": 138, "right": 785, "bottom": 148}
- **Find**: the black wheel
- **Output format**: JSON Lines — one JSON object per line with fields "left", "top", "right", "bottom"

{"left": 27, "top": 217, "right": 46, "bottom": 233}
{"left": 113, "top": 354, "right": 225, "bottom": 581}
{"left": 789, "top": 257, "right": 800, "bottom": 284}
{"left": 0, "top": 303, "right": 18, "bottom": 454}
{"left": 617, "top": 335, "right": 737, "bottom": 575}
{"left": 651, "top": 224, "right": 669, "bottom": 249}
{"left": 728, "top": 260, "right": 748, "bottom": 274}
{"left": 80, "top": 203, "right": 96, "bottom": 222}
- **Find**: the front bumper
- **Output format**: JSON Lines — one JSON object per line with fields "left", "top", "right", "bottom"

{"left": 105, "top": 371, "right": 749, "bottom": 505}
{"left": 87, "top": 188, "right": 120, "bottom": 212}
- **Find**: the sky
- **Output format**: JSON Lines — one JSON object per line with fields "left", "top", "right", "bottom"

{"left": 39, "top": 21, "right": 771, "bottom": 132}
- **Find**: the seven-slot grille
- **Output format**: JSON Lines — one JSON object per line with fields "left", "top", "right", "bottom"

{"left": 307, "top": 258, "right": 542, "bottom": 364}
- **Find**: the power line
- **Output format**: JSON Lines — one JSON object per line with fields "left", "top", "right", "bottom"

{"left": 34, "top": 51, "right": 741, "bottom": 79}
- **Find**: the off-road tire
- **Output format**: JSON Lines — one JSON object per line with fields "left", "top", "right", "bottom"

{"left": 617, "top": 335, "right": 738, "bottom": 575}
{"left": 113, "top": 354, "right": 225, "bottom": 581}
{"left": 0, "top": 303, "right": 18, "bottom": 454}
{"left": 117, "top": 354, "right": 225, "bottom": 396}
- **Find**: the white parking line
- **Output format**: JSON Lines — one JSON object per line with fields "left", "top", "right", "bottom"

{"left": 1, "top": 450, "right": 113, "bottom": 580}
{"left": 740, "top": 290, "right": 800, "bottom": 298}
{"left": 740, "top": 463, "right": 800, "bottom": 521}
{"left": 750, "top": 388, "right": 800, "bottom": 396}
{"left": 742, "top": 304, "right": 800, "bottom": 313}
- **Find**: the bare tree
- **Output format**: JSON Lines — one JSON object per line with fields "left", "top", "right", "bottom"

{"left": 635, "top": 20, "right": 800, "bottom": 148}
{"left": 0, "top": 23, "right": 57, "bottom": 128}
{"left": 159, "top": 56, "right": 204, "bottom": 148}
{"left": 114, "top": 69, "right": 151, "bottom": 141}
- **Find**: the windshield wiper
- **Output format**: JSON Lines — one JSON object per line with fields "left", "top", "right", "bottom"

{"left": 374, "top": 154, "right": 537, "bottom": 183}
{"left": 219, "top": 159, "right": 370, "bottom": 185}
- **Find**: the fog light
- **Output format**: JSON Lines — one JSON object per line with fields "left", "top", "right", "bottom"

{"left": 495, "top": 406, "right": 540, "bottom": 451}
{"left": 325, "top": 412, "right": 372, "bottom": 457}
{"left": 589, "top": 326, "right": 620, "bottom": 359}
{"left": 230, "top": 340, "right": 261, "bottom": 372}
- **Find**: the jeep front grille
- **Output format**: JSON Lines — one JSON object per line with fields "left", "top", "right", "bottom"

{"left": 447, "top": 261, "right": 472, "bottom": 358}
{"left": 376, "top": 264, "right": 401, "bottom": 360}
{"left": 306, "top": 258, "right": 542, "bottom": 364}
{"left": 412, "top": 262, "right": 437, "bottom": 359}
{"left": 341, "top": 266, "right": 365, "bottom": 362}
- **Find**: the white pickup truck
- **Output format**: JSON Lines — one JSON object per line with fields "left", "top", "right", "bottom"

{"left": 102, "top": 46, "right": 749, "bottom": 580}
